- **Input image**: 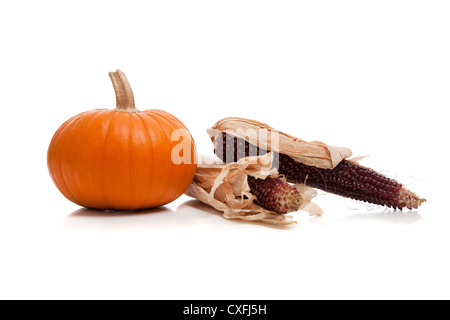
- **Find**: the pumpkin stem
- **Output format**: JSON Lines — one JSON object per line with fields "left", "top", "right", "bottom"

{"left": 109, "top": 70, "right": 139, "bottom": 112}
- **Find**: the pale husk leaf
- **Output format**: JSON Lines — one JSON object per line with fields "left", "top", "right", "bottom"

{"left": 185, "top": 153, "right": 322, "bottom": 225}
{"left": 207, "top": 117, "right": 352, "bottom": 169}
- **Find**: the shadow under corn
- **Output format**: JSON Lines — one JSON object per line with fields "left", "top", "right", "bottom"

{"left": 335, "top": 209, "right": 423, "bottom": 225}
{"left": 177, "top": 200, "right": 299, "bottom": 230}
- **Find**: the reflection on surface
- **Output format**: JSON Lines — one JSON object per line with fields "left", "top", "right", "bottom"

{"left": 63, "top": 200, "right": 424, "bottom": 231}
{"left": 63, "top": 206, "right": 175, "bottom": 231}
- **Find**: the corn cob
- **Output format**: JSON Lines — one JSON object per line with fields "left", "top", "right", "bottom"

{"left": 247, "top": 176, "right": 302, "bottom": 213}
{"left": 214, "top": 133, "right": 425, "bottom": 210}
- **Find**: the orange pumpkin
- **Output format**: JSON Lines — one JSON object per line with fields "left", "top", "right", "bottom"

{"left": 47, "top": 70, "right": 197, "bottom": 210}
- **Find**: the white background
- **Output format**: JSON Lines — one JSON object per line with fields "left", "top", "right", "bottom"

{"left": 0, "top": 1, "right": 448, "bottom": 300}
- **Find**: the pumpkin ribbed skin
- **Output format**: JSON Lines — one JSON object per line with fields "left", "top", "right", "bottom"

{"left": 47, "top": 108, "right": 197, "bottom": 210}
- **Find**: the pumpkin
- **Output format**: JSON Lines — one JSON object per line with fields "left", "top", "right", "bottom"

{"left": 47, "top": 70, "right": 197, "bottom": 210}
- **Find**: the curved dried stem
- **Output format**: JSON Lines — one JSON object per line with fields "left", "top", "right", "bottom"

{"left": 109, "top": 70, "right": 138, "bottom": 112}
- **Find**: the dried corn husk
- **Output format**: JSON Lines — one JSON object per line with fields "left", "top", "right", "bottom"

{"left": 185, "top": 153, "right": 322, "bottom": 225}
{"left": 207, "top": 117, "right": 352, "bottom": 169}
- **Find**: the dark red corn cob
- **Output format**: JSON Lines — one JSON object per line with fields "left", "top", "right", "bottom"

{"left": 215, "top": 133, "right": 425, "bottom": 210}
{"left": 247, "top": 176, "right": 302, "bottom": 213}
